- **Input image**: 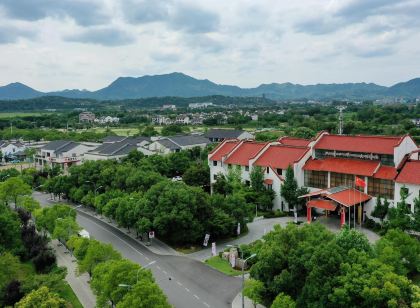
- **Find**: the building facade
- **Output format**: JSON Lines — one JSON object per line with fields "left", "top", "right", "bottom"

{"left": 208, "top": 132, "right": 419, "bottom": 216}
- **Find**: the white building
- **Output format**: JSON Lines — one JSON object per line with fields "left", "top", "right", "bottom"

{"left": 189, "top": 102, "right": 214, "bottom": 109}
{"left": 208, "top": 133, "right": 420, "bottom": 217}
{"left": 0, "top": 141, "right": 26, "bottom": 158}
{"left": 94, "top": 116, "right": 120, "bottom": 125}
{"left": 148, "top": 135, "right": 211, "bottom": 154}
{"left": 79, "top": 112, "right": 95, "bottom": 123}
{"left": 162, "top": 104, "right": 177, "bottom": 111}
{"left": 35, "top": 140, "right": 95, "bottom": 171}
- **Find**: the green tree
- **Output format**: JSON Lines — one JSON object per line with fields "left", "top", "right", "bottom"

{"left": 0, "top": 177, "right": 31, "bottom": 208}
{"left": 91, "top": 259, "right": 149, "bottom": 307}
{"left": 243, "top": 279, "right": 265, "bottom": 308}
{"left": 280, "top": 166, "right": 298, "bottom": 211}
{"left": 116, "top": 279, "right": 171, "bottom": 308}
{"left": 250, "top": 166, "right": 265, "bottom": 192}
{"left": 78, "top": 240, "right": 122, "bottom": 276}
{"left": 67, "top": 236, "right": 90, "bottom": 261}
{"left": 388, "top": 187, "right": 411, "bottom": 230}
{"left": 140, "top": 126, "right": 158, "bottom": 137}
{"left": 183, "top": 163, "right": 210, "bottom": 188}
{"left": 271, "top": 293, "right": 296, "bottom": 308}
{"left": 412, "top": 196, "right": 420, "bottom": 231}
{"left": 52, "top": 217, "right": 80, "bottom": 243}
{"left": 371, "top": 196, "right": 389, "bottom": 225}
{"left": 0, "top": 252, "right": 21, "bottom": 293}
{"left": 18, "top": 196, "right": 41, "bottom": 213}
{"left": 0, "top": 206, "right": 24, "bottom": 254}
{"left": 212, "top": 174, "right": 233, "bottom": 196}
{"left": 15, "top": 286, "right": 66, "bottom": 308}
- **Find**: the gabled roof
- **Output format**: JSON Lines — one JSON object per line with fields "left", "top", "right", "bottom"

{"left": 42, "top": 140, "right": 79, "bottom": 154}
{"left": 205, "top": 129, "right": 247, "bottom": 139}
{"left": 396, "top": 160, "right": 420, "bottom": 185}
{"left": 157, "top": 139, "right": 181, "bottom": 150}
{"left": 102, "top": 136, "right": 127, "bottom": 143}
{"left": 224, "top": 141, "right": 267, "bottom": 166}
{"left": 314, "top": 134, "right": 405, "bottom": 155}
{"left": 209, "top": 140, "right": 240, "bottom": 161}
{"left": 89, "top": 142, "right": 137, "bottom": 156}
{"left": 303, "top": 157, "right": 380, "bottom": 176}
{"left": 278, "top": 137, "right": 311, "bottom": 147}
{"left": 254, "top": 145, "right": 309, "bottom": 169}
{"left": 168, "top": 135, "right": 210, "bottom": 147}
{"left": 373, "top": 165, "right": 397, "bottom": 180}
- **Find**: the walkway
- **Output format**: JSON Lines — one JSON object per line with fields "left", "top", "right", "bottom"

{"left": 51, "top": 239, "right": 96, "bottom": 308}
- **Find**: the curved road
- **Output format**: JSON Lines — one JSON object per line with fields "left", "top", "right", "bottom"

{"left": 34, "top": 192, "right": 242, "bottom": 308}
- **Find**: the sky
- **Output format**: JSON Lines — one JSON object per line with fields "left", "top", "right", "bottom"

{"left": 0, "top": 0, "right": 420, "bottom": 91}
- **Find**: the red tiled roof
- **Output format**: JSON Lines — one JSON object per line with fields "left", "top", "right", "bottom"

{"left": 303, "top": 157, "right": 380, "bottom": 176}
{"left": 328, "top": 189, "right": 372, "bottom": 207}
{"left": 307, "top": 199, "right": 337, "bottom": 211}
{"left": 396, "top": 160, "right": 420, "bottom": 185}
{"left": 264, "top": 179, "right": 273, "bottom": 185}
{"left": 254, "top": 145, "right": 309, "bottom": 169}
{"left": 209, "top": 140, "right": 240, "bottom": 161}
{"left": 314, "top": 134, "right": 404, "bottom": 155}
{"left": 224, "top": 141, "right": 267, "bottom": 166}
{"left": 373, "top": 165, "right": 397, "bottom": 180}
{"left": 278, "top": 137, "right": 311, "bottom": 147}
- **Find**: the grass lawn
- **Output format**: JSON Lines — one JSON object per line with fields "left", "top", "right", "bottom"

{"left": 204, "top": 256, "right": 244, "bottom": 276}
{"left": 56, "top": 282, "right": 83, "bottom": 308}
{"left": 0, "top": 112, "right": 51, "bottom": 118}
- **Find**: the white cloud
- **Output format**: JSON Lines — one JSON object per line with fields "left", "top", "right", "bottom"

{"left": 0, "top": 0, "right": 419, "bottom": 90}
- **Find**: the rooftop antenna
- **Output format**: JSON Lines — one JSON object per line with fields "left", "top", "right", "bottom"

{"left": 336, "top": 106, "right": 346, "bottom": 135}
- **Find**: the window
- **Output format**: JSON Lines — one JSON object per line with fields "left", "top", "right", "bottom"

{"left": 267, "top": 184, "right": 272, "bottom": 190}
{"left": 245, "top": 166, "right": 249, "bottom": 171}
{"left": 245, "top": 180, "right": 250, "bottom": 186}
{"left": 213, "top": 161, "right": 217, "bottom": 166}
{"left": 304, "top": 170, "right": 328, "bottom": 188}
{"left": 266, "top": 167, "right": 269, "bottom": 174}
{"left": 330, "top": 173, "right": 363, "bottom": 190}
{"left": 276, "top": 169, "right": 282, "bottom": 175}
{"left": 367, "top": 177, "right": 394, "bottom": 200}
{"left": 228, "top": 164, "right": 232, "bottom": 169}
{"left": 213, "top": 174, "right": 217, "bottom": 180}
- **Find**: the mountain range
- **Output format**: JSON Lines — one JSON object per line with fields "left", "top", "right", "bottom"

{"left": 0, "top": 72, "right": 419, "bottom": 101}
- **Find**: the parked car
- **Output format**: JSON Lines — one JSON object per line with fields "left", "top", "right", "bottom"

{"left": 171, "top": 176, "right": 182, "bottom": 182}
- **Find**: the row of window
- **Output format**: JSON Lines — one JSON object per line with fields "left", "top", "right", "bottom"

{"left": 304, "top": 170, "right": 395, "bottom": 199}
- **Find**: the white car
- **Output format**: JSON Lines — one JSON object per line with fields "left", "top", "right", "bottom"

{"left": 171, "top": 176, "right": 182, "bottom": 182}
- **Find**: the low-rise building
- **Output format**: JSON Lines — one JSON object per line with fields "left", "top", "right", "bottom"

{"left": 205, "top": 129, "right": 254, "bottom": 142}
{"left": 148, "top": 135, "right": 211, "bottom": 154}
{"left": 35, "top": 140, "right": 95, "bottom": 171}
{"left": 84, "top": 137, "right": 151, "bottom": 161}
{"left": 79, "top": 112, "right": 95, "bottom": 123}
{"left": 208, "top": 132, "right": 420, "bottom": 218}
{"left": 0, "top": 140, "right": 26, "bottom": 159}
{"left": 189, "top": 102, "right": 214, "bottom": 109}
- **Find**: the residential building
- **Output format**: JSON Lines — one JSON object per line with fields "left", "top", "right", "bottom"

{"left": 208, "top": 132, "right": 419, "bottom": 217}
{"left": 84, "top": 137, "right": 151, "bottom": 161}
{"left": 205, "top": 129, "right": 254, "bottom": 142}
{"left": 189, "top": 102, "right": 214, "bottom": 109}
{"left": 94, "top": 116, "right": 120, "bottom": 125}
{"left": 162, "top": 104, "right": 177, "bottom": 111}
{"left": 175, "top": 115, "right": 191, "bottom": 125}
{"left": 35, "top": 140, "right": 95, "bottom": 171}
{"left": 79, "top": 112, "right": 95, "bottom": 123}
{"left": 151, "top": 115, "right": 172, "bottom": 125}
{"left": 0, "top": 140, "right": 26, "bottom": 159}
{"left": 148, "top": 135, "right": 211, "bottom": 154}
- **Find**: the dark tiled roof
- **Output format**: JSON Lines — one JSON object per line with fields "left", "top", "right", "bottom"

{"left": 205, "top": 129, "right": 246, "bottom": 139}
{"left": 89, "top": 142, "right": 137, "bottom": 156}
{"left": 157, "top": 139, "right": 181, "bottom": 150}
{"left": 102, "top": 136, "right": 127, "bottom": 143}
{"left": 168, "top": 135, "right": 210, "bottom": 147}
{"left": 42, "top": 140, "right": 79, "bottom": 154}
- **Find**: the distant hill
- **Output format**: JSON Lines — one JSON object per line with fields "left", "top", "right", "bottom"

{"left": 0, "top": 72, "right": 419, "bottom": 100}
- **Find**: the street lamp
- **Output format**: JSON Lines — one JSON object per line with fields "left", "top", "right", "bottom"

{"left": 241, "top": 253, "right": 257, "bottom": 308}
{"left": 137, "top": 260, "right": 156, "bottom": 283}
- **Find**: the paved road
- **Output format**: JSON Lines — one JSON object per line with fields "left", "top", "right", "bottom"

{"left": 52, "top": 239, "right": 96, "bottom": 308}
{"left": 34, "top": 192, "right": 242, "bottom": 308}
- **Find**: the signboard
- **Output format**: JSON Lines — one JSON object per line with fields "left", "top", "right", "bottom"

{"left": 203, "top": 234, "right": 210, "bottom": 247}
{"left": 149, "top": 231, "right": 155, "bottom": 239}
{"left": 229, "top": 253, "right": 236, "bottom": 268}
{"left": 211, "top": 242, "right": 216, "bottom": 256}
{"left": 237, "top": 223, "right": 241, "bottom": 236}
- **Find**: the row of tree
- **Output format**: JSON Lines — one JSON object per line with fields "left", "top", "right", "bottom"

{"left": 241, "top": 223, "right": 420, "bottom": 307}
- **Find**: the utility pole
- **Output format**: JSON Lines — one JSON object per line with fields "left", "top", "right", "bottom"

{"left": 336, "top": 106, "right": 346, "bottom": 135}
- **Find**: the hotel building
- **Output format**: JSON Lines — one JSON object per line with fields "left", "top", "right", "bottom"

{"left": 208, "top": 132, "right": 419, "bottom": 218}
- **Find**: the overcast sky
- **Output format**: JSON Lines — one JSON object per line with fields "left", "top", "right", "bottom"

{"left": 0, "top": 0, "right": 419, "bottom": 91}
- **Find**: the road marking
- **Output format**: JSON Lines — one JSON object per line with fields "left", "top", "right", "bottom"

{"left": 176, "top": 281, "right": 183, "bottom": 286}
{"left": 145, "top": 256, "right": 150, "bottom": 260}
{"left": 162, "top": 270, "right": 167, "bottom": 274}
{"left": 203, "top": 302, "right": 210, "bottom": 307}
{"left": 185, "top": 288, "right": 190, "bottom": 292}
{"left": 193, "top": 294, "right": 200, "bottom": 300}
{"left": 157, "top": 266, "right": 161, "bottom": 270}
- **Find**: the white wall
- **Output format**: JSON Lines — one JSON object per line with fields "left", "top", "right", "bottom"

{"left": 394, "top": 136, "right": 418, "bottom": 166}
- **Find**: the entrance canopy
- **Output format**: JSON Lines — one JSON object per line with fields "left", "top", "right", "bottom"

{"left": 307, "top": 199, "right": 337, "bottom": 211}
{"left": 299, "top": 186, "right": 372, "bottom": 208}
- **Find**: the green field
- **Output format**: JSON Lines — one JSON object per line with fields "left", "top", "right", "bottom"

{"left": 0, "top": 112, "right": 53, "bottom": 118}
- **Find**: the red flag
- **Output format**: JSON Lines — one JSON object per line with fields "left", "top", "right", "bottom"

{"left": 355, "top": 176, "right": 366, "bottom": 188}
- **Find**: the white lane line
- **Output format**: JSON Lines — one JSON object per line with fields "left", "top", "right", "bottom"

{"left": 156, "top": 266, "right": 161, "bottom": 270}
{"left": 185, "top": 288, "right": 190, "bottom": 292}
{"left": 193, "top": 294, "right": 200, "bottom": 300}
{"left": 77, "top": 215, "right": 151, "bottom": 262}
{"left": 145, "top": 256, "right": 150, "bottom": 260}
{"left": 162, "top": 270, "right": 167, "bottom": 274}
{"left": 203, "top": 302, "right": 210, "bottom": 307}
{"left": 176, "top": 281, "right": 183, "bottom": 286}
